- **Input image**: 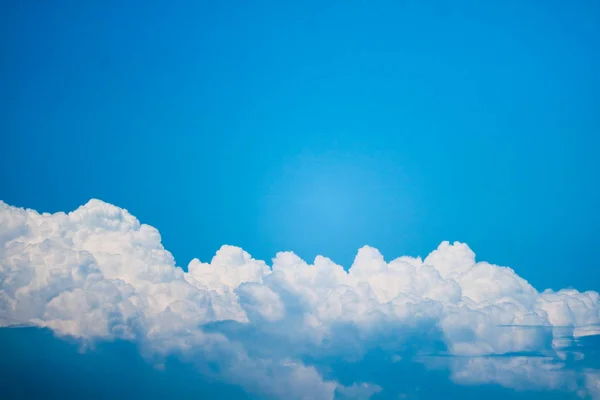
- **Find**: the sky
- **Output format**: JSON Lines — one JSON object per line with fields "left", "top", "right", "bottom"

{"left": 1, "top": 1, "right": 600, "bottom": 399}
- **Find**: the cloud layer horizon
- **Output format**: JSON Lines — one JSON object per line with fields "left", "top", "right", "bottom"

{"left": 1, "top": 199, "right": 599, "bottom": 399}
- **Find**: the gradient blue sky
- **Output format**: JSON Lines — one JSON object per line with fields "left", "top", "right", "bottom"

{"left": 2, "top": 1, "right": 600, "bottom": 398}
{"left": 3, "top": 0, "right": 599, "bottom": 292}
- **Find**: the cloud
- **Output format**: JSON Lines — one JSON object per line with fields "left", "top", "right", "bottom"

{"left": 1, "top": 199, "right": 599, "bottom": 399}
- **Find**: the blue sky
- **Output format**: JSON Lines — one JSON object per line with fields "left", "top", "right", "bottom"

{"left": 2, "top": 0, "right": 599, "bottom": 292}
{"left": 1, "top": 1, "right": 600, "bottom": 399}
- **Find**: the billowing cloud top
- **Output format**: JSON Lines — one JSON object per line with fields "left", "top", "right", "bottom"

{"left": 1, "top": 199, "right": 599, "bottom": 399}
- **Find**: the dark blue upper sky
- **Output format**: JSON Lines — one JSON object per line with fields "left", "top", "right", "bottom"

{"left": 1, "top": 0, "right": 599, "bottom": 293}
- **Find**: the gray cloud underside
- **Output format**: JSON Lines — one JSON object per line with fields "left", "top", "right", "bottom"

{"left": 1, "top": 200, "right": 599, "bottom": 399}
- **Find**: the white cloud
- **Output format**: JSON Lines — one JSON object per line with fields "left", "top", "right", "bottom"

{"left": 1, "top": 199, "right": 599, "bottom": 399}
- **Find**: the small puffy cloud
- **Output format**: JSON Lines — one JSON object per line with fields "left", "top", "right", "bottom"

{"left": 1, "top": 199, "right": 599, "bottom": 399}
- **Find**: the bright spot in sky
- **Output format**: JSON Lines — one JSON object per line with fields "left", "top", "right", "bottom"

{"left": 259, "top": 149, "right": 414, "bottom": 261}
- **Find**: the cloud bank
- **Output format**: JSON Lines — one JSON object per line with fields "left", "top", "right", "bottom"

{"left": 0, "top": 199, "right": 599, "bottom": 399}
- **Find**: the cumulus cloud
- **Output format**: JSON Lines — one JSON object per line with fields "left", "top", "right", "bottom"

{"left": 0, "top": 199, "right": 599, "bottom": 399}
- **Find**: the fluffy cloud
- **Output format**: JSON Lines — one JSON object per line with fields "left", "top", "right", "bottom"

{"left": 0, "top": 199, "right": 599, "bottom": 399}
